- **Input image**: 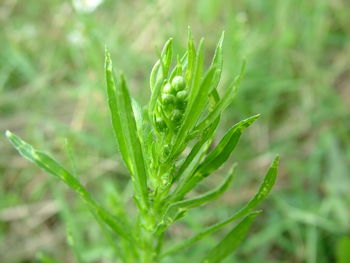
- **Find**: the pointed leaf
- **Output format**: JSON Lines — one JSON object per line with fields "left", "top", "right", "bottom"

{"left": 226, "top": 155, "right": 280, "bottom": 219}
{"left": 162, "top": 156, "right": 279, "bottom": 256}
{"left": 148, "top": 38, "right": 173, "bottom": 121}
{"left": 210, "top": 31, "right": 225, "bottom": 91}
{"left": 202, "top": 211, "right": 261, "bottom": 263}
{"left": 105, "top": 50, "right": 149, "bottom": 210}
{"left": 197, "top": 114, "right": 260, "bottom": 175}
{"left": 188, "top": 38, "right": 204, "bottom": 108}
{"left": 173, "top": 116, "right": 220, "bottom": 183}
{"left": 172, "top": 66, "right": 217, "bottom": 157}
{"left": 6, "top": 131, "right": 134, "bottom": 243}
{"left": 173, "top": 114, "right": 260, "bottom": 200}
{"left": 160, "top": 38, "right": 173, "bottom": 75}
{"left": 149, "top": 60, "right": 160, "bottom": 91}
{"left": 185, "top": 28, "right": 196, "bottom": 85}
{"left": 195, "top": 60, "right": 246, "bottom": 133}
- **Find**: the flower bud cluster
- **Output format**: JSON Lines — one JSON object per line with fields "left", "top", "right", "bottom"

{"left": 154, "top": 76, "right": 188, "bottom": 132}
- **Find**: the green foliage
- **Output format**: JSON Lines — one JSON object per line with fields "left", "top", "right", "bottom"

{"left": 6, "top": 33, "right": 278, "bottom": 262}
{"left": 336, "top": 236, "right": 350, "bottom": 263}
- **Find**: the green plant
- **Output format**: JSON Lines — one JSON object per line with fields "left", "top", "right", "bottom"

{"left": 6, "top": 31, "right": 279, "bottom": 263}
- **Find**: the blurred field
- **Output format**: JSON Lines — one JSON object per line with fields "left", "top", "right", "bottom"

{"left": 1, "top": 0, "right": 350, "bottom": 262}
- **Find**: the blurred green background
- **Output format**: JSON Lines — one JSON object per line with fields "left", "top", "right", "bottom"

{"left": 1, "top": 0, "right": 349, "bottom": 262}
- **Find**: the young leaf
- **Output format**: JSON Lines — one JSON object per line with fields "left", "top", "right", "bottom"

{"left": 172, "top": 66, "right": 217, "bottom": 157}
{"left": 105, "top": 50, "right": 149, "bottom": 210}
{"left": 149, "top": 60, "right": 160, "bottom": 92}
{"left": 148, "top": 38, "right": 173, "bottom": 123}
{"left": 211, "top": 31, "right": 225, "bottom": 70}
{"left": 202, "top": 211, "right": 261, "bottom": 263}
{"left": 5, "top": 131, "right": 134, "bottom": 243}
{"left": 187, "top": 38, "right": 204, "bottom": 109}
{"left": 173, "top": 116, "right": 220, "bottom": 183}
{"left": 209, "top": 31, "right": 225, "bottom": 92}
{"left": 185, "top": 28, "right": 196, "bottom": 85}
{"left": 195, "top": 60, "right": 246, "bottom": 134}
{"left": 197, "top": 114, "right": 260, "bottom": 175}
{"left": 105, "top": 50, "right": 132, "bottom": 172}
{"left": 160, "top": 38, "right": 173, "bottom": 76}
{"left": 162, "top": 156, "right": 279, "bottom": 256}
{"left": 172, "top": 114, "right": 260, "bottom": 200}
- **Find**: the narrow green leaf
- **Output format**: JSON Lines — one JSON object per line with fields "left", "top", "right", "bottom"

{"left": 172, "top": 66, "right": 217, "bottom": 157}
{"left": 197, "top": 114, "right": 260, "bottom": 175}
{"left": 226, "top": 155, "right": 279, "bottom": 219}
{"left": 105, "top": 49, "right": 132, "bottom": 172}
{"left": 148, "top": 38, "right": 173, "bottom": 122}
{"left": 105, "top": 50, "right": 149, "bottom": 210}
{"left": 172, "top": 87, "right": 221, "bottom": 183}
{"left": 162, "top": 156, "right": 279, "bottom": 256}
{"left": 185, "top": 28, "right": 196, "bottom": 85}
{"left": 169, "top": 55, "right": 184, "bottom": 80}
{"left": 149, "top": 60, "right": 160, "bottom": 91}
{"left": 5, "top": 131, "right": 134, "bottom": 243}
{"left": 210, "top": 31, "right": 225, "bottom": 91}
{"left": 202, "top": 211, "right": 261, "bottom": 263}
{"left": 173, "top": 114, "right": 260, "bottom": 200}
{"left": 173, "top": 116, "right": 220, "bottom": 183}
{"left": 160, "top": 38, "right": 173, "bottom": 75}
{"left": 188, "top": 38, "right": 204, "bottom": 108}
{"left": 211, "top": 31, "right": 225, "bottom": 69}
{"left": 195, "top": 60, "right": 246, "bottom": 133}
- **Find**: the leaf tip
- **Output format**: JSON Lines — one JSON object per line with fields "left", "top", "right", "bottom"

{"left": 219, "top": 30, "right": 225, "bottom": 44}
{"left": 246, "top": 113, "right": 261, "bottom": 124}
{"left": 104, "top": 47, "right": 112, "bottom": 71}
{"left": 253, "top": 113, "right": 261, "bottom": 119}
{"left": 228, "top": 163, "right": 238, "bottom": 176}
{"left": 251, "top": 210, "right": 263, "bottom": 217}
{"left": 5, "top": 130, "right": 12, "bottom": 138}
{"left": 273, "top": 155, "right": 280, "bottom": 167}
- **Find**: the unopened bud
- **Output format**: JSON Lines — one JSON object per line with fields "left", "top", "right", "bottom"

{"left": 172, "top": 109, "right": 183, "bottom": 125}
{"left": 155, "top": 117, "right": 167, "bottom": 132}
{"left": 163, "top": 83, "right": 174, "bottom": 94}
{"left": 171, "top": 76, "right": 185, "bottom": 92}
{"left": 162, "top": 94, "right": 175, "bottom": 107}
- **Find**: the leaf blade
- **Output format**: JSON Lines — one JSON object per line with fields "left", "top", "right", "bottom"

{"left": 5, "top": 131, "right": 134, "bottom": 243}
{"left": 202, "top": 211, "right": 261, "bottom": 263}
{"left": 105, "top": 50, "right": 149, "bottom": 210}
{"left": 172, "top": 114, "right": 260, "bottom": 200}
{"left": 162, "top": 156, "right": 279, "bottom": 256}
{"left": 148, "top": 38, "right": 173, "bottom": 121}
{"left": 195, "top": 60, "right": 246, "bottom": 133}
